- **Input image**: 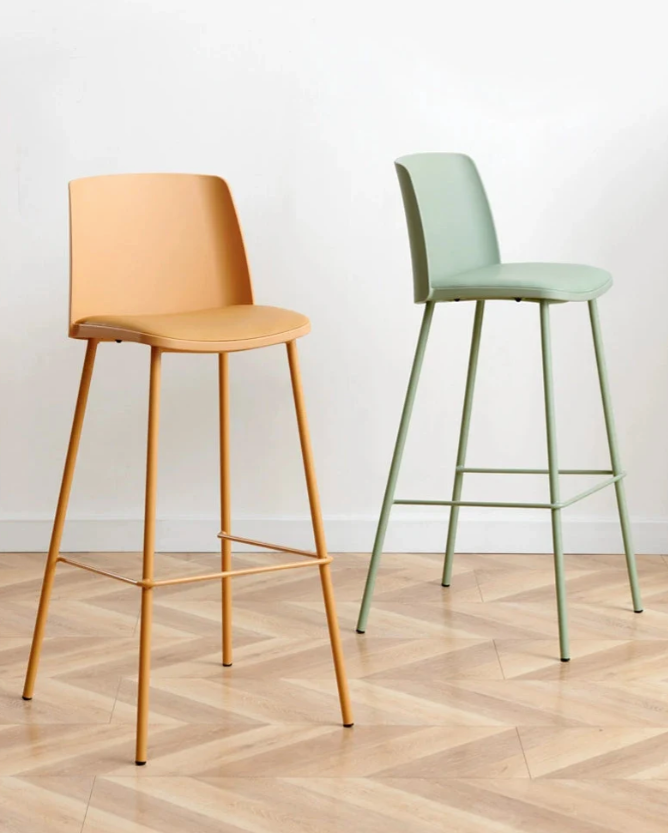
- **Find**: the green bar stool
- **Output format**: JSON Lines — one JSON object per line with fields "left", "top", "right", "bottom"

{"left": 356, "top": 153, "right": 643, "bottom": 661}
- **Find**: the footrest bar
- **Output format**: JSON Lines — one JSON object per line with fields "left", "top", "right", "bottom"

{"left": 560, "top": 473, "right": 625, "bottom": 508}
{"left": 456, "top": 467, "right": 614, "bottom": 475}
{"left": 148, "top": 557, "right": 332, "bottom": 588}
{"left": 394, "top": 472, "right": 625, "bottom": 512}
{"left": 394, "top": 498, "right": 553, "bottom": 509}
{"left": 217, "top": 531, "right": 320, "bottom": 559}
{"left": 57, "top": 557, "right": 141, "bottom": 586}
{"left": 58, "top": 553, "right": 331, "bottom": 589}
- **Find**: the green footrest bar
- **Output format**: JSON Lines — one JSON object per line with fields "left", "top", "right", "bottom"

{"left": 394, "top": 473, "right": 625, "bottom": 511}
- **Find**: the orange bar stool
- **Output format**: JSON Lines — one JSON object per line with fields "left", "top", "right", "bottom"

{"left": 22, "top": 174, "right": 353, "bottom": 764}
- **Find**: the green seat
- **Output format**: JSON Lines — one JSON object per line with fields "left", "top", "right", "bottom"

{"left": 429, "top": 262, "right": 612, "bottom": 303}
{"left": 356, "top": 152, "right": 642, "bottom": 661}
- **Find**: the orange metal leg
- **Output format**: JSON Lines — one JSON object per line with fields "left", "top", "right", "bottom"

{"left": 135, "top": 347, "right": 161, "bottom": 765}
{"left": 286, "top": 341, "right": 354, "bottom": 728}
{"left": 23, "top": 339, "right": 98, "bottom": 700}
{"left": 219, "top": 353, "right": 233, "bottom": 667}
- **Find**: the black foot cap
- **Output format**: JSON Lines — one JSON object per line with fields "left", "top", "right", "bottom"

{"left": 356, "top": 629, "right": 365, "bottom": 635}
{"left": 343, "top": 723, "right": 354, "bottom": 728}
{"left": 635, "top": 609, "right": 644, "bottom": 614}
{"left": 135, "top": 760, "right": 147, "bottom": 766}
{"left": 561, "top": 658, "right": 571, "bottom": 663}
{"left": 22, "top": 696, "right": 32, "bottom": 701}
{"left": 223, "top": 663, "right": 233, "bottom": 667}
{"left": 442, "top": 584, "right": 450, "bottom": 588}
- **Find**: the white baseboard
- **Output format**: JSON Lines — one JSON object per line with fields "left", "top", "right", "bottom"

{"left": 1, "top": 514, "right": 666, "bottom": 554}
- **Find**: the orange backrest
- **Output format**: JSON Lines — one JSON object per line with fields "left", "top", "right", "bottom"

{"left": 68, "top": 174, "right": 254, "bottom": 332}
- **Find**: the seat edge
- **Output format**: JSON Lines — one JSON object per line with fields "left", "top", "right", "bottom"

{"left": 70, "top": 319, "right": 312, "bottom": 352}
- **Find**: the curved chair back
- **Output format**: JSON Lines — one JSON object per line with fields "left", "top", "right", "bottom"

{"left": 395, "top": 153, "right": 500, "bottom": 303}
{"left": 68, "top": 174, "right": 253, "bottom": 332}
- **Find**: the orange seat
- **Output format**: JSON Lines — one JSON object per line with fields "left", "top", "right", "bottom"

{"left": 74, "top": 304, "right": 310, "bottom": 352}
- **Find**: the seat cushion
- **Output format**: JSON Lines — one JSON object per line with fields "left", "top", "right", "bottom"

{"left": 429, "top": 263, "right": 613, "bottom": 303}
{"left": 72, "top": 305, "right": 310, "bottom": 352}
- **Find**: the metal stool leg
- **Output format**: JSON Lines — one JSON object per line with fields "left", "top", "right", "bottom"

{"left": 135, "top": 347, "right": 161, "bottom": 765}
{"left": 23, "top": 339, "right": 98, "bottom": 700}
{"left": 219, "top": 353, "right": 233, "bottom": 666}
{"left": 287, "top": 340, "right": 354, "bottom": 727}
{"left": 539, "top": 302, "right": 570, "bottom": 661}
{"left": 356, "top": 302, "right": 435, "bottom": 634}
{"left": 442, "top": 301, "right": 485, "bottom": 586}
{"left": 588, "top": 300, "right": 643, "bottom": 613}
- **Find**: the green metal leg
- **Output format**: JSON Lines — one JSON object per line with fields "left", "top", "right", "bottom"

{"left": 356, "top": 302, "right": 436, "bottom": 634}
{"left": 540, "top": 302, "right": 570, "bottom": 661}
{"left": 442, "top": 301, "right": 485, "bottom": 586}
{"left": 588, "top": 300, "right": 643, "bottom": 613}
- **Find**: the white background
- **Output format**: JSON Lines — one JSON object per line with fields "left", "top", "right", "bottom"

{"left": 1, "top": 0, "right": 667, "bottom": 554}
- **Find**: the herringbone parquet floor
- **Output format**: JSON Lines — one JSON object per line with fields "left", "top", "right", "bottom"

{"left": 3, "top": 549, "right": 668, "bottom": 831}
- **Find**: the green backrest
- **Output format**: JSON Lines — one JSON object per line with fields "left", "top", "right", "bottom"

{"left": 395, "top": 153, "right": 500, "bottom": 303}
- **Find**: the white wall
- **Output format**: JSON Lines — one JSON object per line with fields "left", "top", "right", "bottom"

{"left": 2, "top": 0, "right": 668, "bottom": 554}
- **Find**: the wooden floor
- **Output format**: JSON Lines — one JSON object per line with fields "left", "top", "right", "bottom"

{"left": 2, "top": 550, "right": 668, "bottom": 831}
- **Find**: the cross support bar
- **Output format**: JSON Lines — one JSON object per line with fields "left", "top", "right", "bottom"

{"left": 394, "top": 472, "right": 625, "bottom": 511}
{"left": 456, "top": 467, "right": 614, "bottom": 475}
{"left": 148, "top": 557, "right": 332, "bottom": 588}
{"left": 57, "top": 557, "right": 142, "bottom": 585}
{"left": 560, "top": 473, "right": 625, "bottom": 508}
{"left": 217, "top": 531, "right": 320, "bottom": 559}
{"left": 57, "top": 540, "right": 330, "bottom": 590}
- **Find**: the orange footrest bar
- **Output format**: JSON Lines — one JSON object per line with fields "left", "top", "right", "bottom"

{"left": 217, "top": 531, "right": 320, "bottom": 559}
{"left": 57, "top": 538, "right": 330, "bottom": 590}
{"left": 149, "top": 557, "right": 331, "bottom": 588}
{"left": 57, "top": 557, "right": 142, "bottom": 585}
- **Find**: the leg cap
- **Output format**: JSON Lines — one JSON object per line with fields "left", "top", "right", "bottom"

{"left": 22, "top": 696, "right": 32, "bottom": 701}
{"left": 442, "top": 584, "right": 450, "bottom": 588}
{"left": 223, "top": 663, "right": 233, "bottom": 667}
{"left": 355, "top": 629, "right": 365, "bottom": 635}
{"left": 560, "top": 658, "right": 571, "bottom": 663}
{"left": 343, "top": 723, "right": 354, "bottom": 728}
{"left": 634, "top": 609, "right": 644, "bottom": 614}
{"left": 135, "top": 761, "right": 147, "bottom": 766}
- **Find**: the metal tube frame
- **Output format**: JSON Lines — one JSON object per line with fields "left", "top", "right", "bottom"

{"left": 357, "top": 298, "right": 643, "bottom": 660}
{"left": 25, "top": 338, "right": 355, "bottom": 764}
